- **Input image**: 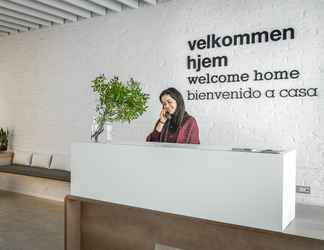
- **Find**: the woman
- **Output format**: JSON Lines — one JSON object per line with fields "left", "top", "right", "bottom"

{"left": 146, "top": 87, "right": 200, "bottom": 144}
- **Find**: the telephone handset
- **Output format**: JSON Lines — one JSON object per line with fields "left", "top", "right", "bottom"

{"left": 165, "top": 112, "right": 172, "bottom": 120}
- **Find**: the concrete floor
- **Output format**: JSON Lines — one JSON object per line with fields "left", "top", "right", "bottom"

{"left": 0, "top": 190, "right": 64, "bottom": 250}
{"left": 284, "top": 203, "right": 324, "bottom": 240}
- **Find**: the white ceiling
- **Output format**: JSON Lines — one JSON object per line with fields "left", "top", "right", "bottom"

{"left": 0, "top": 0, "right": 158, "bottom": 36}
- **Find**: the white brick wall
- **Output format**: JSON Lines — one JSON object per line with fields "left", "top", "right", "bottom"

{"left": 0, "top": 55, "right": 11, "bottom": 128}
{"left": 0, "top": 0, "right": 323, "bottom": 206}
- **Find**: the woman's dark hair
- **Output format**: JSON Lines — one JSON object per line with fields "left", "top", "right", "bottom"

{"left": 159, "top": 87, "right": 187, "bottom": 133}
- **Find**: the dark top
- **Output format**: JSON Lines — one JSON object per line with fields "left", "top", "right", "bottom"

{"left": 146, "top": 115, "right": 200, "bottom": 144}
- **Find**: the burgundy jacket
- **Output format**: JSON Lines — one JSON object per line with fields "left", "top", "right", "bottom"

{"left": 146, "top": 115, "right": 200, "bottom": 144}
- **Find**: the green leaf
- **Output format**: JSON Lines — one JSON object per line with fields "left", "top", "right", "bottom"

{"left": 91, "top": 74, "right": 149, "bottom": 124}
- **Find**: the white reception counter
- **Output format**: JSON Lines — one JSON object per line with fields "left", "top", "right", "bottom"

{"left": 70, "top": 142, "right": 296, "bottom": 232}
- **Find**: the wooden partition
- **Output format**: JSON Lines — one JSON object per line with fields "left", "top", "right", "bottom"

{"left": 65, "top": 195, "right": 324, "bottom": 250}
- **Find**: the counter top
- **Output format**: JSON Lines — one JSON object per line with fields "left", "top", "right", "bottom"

{"left": 79, "top": 141, "right": 291, "bottom": 154}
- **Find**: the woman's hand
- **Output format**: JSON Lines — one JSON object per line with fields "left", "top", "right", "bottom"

{"left": 159, "top": 108, "right": 168, "bottom": 124}
{"left": 155, "top": 108, "right": 167, "bottom": 132}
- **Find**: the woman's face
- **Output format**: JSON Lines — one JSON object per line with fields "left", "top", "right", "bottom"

{"left": 161, "top": 94, "right": 177, "bottom": 114}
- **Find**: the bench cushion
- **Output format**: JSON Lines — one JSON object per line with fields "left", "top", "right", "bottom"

{"left": 0, "top": 164, "right": 70, "bottom": 182}
{"left": 50, "top": 154, "right": 69, "bottom": 171}
{"left": 31, "top": 153, "right": 51, "bottom": 168}
{"left": 13, "top": 151, "right": 32, "bottom": 165}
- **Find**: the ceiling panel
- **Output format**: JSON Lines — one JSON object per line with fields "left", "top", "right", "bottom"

{"left": 0, "top": 0, "right": 158, "bottom": 36}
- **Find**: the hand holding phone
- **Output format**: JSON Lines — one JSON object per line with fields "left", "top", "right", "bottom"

{"left": 159, "top": 109, "right": 167, "bottom": 123}
{"left": 159, "top": 108, "right": 171, "bottom": 124}
{"left": 155, "top": 108, "right": 171, "bottom": 132}
{"left": 165, "top": 111, "right": 172, "bottom": 120}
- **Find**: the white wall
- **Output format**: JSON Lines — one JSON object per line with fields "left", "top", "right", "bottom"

{"left": 0, "top": 0, "right": 323, "bottom": 206}
{"left": 0, "top": 85, "right": 10, "bottom": 128}
{"left": 0, "top": 55, "right": 11, "bottom": 129}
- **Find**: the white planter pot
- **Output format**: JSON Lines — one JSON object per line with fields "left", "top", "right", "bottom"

{"left": 105, "top": 122, "right": 113, "bottom": 142}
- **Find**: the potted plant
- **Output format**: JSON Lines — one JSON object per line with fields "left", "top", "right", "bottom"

{"left": 91, "top": 75, "right": 149, "bottom": 142}
{"left": 0, "top": 128, "right": 9, "bottom": 151}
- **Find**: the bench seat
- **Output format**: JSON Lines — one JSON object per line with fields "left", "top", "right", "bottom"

{"left": 0, "top": 164, "right": 70, "bottom": 182}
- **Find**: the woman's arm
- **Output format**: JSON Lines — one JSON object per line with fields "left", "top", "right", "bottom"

{"left": 146, "top": 129, "right": 161, "bottom": 142}
{"left": 155, "top": 119, "right": 165, "bottom": 133}
{"left": 146, "top": 120, "right": 166, "bottom": 142}
{"left": 146, "top": 109, "right": 168, "bottom": 142}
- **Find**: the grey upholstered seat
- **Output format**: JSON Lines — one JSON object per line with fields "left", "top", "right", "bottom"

{"left": 0, "top": 164, "right": 70, "bottom": 182}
